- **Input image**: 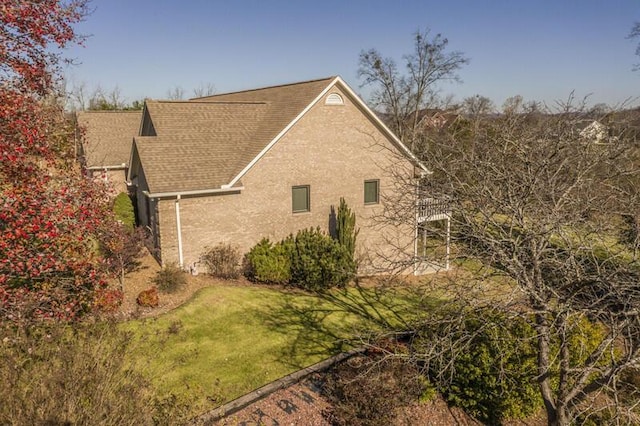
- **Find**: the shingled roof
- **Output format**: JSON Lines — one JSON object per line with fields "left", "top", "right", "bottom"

{"left": 132, "top": 76, "right": 429, "bottom": 195}
{"left": 134, "top": 101, "right": 269, "bottom": 193}
{"left": 134, "top": 77, "right": 336, "bottom": 194}
{"left": 77, "top": 111, "right": 142, "bottom": 168}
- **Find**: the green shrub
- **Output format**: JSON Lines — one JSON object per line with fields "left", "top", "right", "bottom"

{"left": 244, "top": 237, "right": 292, "bottom": 284}
{"left": 323, "top": 355, "right": 428, "bottom": 426}
{"left": 290, "top": 227, "right": 355, "bottom": 291}
{"left": 201, "top": 243, "right": 241, "bottom": 279}
{"left": 419, "top": 308, "right": 542, "bottom": 424}
{"left": 153, "top": 265, "right": 187, "bottom": 293}
{"left": 334, "top": 197, "right": 359, "bottom": 259}
{"left": 245, "top": 228, "right": 355, "bottom": 291}
{"left": 113, "top": 192, "right": 135, "bottom": 229}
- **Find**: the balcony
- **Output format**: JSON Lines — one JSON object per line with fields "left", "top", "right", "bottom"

{"left": 417, "top": 197, "right": 451, "bottom": 223}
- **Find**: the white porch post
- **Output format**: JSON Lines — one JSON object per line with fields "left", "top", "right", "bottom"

{"left": 445, "top": 216, "right": 451, "bottom": 270}
{"left": 414, "top": 183, "right": 419, "bottom": 275}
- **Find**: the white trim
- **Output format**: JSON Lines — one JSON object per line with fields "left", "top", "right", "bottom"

{"left": 333, "top": 76, "right": 431, "bottom": 175}
{"left": 87, "top": 164, "right": 127, "bottom": 171}
{"left": 223, "top": 78, "right": 340, "bottom": 188}
{"left": 222, "top": 76, "right": 430, "bottom": 189}
{"left": 142, "top": 186, "right": 244, "bottom": 199}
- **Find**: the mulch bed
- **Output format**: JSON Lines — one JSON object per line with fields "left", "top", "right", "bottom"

{"left": 209, "top": 373, "right": 482, "bottom": 426}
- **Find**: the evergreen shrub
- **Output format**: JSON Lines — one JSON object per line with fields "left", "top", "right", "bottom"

{"left": 420, "top": 308, "right": 542, "bottom": 424}
{"left": 244, "top": 238, "right": 292, "bottom": 284}
{"left": 245, "top": 228, "right": 355, "bottom": 291}
{"left": 290, "top": 227, "right": 355, "bottom": 291}
{"left": 112, "top": 192, "right": 135, "bottom": 229}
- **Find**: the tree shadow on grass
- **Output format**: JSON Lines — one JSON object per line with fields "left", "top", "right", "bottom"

{"left": 261, "top": 280, "right": 442, "bottom": 369}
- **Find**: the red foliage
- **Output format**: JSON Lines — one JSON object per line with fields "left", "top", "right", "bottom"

{"left": 0, "top": 0, "right": 88, "bottom": 94}
{"left": 136, "top": 288, "right": 159, "bottom": 308}
{"left": 0, "top": 1, "right": 125, "bottom": 323}
{"left": 94, "top": 288, "right": 124, "bottom": 314}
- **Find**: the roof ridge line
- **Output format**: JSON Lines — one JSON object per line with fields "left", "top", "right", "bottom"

{"left": 191, "top": 76, "right": 336, "bottom": 100}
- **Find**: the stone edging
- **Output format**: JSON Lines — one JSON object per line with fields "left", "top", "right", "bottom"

{"left": 193, "top": 347, "right": 366, "bottom": 425}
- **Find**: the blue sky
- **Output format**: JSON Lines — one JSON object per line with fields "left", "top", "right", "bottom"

{"left": 65, "top": 0, "right": 640, "bottom": 108}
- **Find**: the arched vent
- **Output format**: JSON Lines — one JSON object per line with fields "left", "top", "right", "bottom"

{"left": 325, "top": 93, "right": 344, "bottom": 105}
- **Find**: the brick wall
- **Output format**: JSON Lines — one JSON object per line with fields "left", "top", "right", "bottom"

{"left": 157, "top": 87, "right": 417, "bottom": 274}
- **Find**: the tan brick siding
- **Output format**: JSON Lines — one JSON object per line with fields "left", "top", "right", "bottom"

{"left": 157, "top": 87, "right": 417, "bottom": 274}
{"left": 90, "top": 169, "right": 128, "bottom": 195}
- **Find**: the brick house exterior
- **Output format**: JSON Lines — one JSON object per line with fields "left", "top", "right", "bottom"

{"left": 128, "top": 77, "right": 434, "bottom": 274}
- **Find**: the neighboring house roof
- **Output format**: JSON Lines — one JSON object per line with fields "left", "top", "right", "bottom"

{"left": 77, "top": 111, "right": 142, "bottom": 169}
{"left": 579, "top": 120, "right": 608, "bottom": 143}
{"left": 132, "top": 76, "right": 429, "bottom": 196}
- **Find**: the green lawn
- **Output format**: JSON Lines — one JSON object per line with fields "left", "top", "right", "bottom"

{"left": 124, "top": 283, "right": 429, "bottom": 416}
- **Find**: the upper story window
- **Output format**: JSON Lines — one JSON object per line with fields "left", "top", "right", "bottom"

{"left": 325, "top": 93, "right": 344, "bottom": 106}
{"left": 364, "top": 179, "right": 379, "bottom": 204}
{"left": 292, "top": 185, "right": 310, "bottom": 213}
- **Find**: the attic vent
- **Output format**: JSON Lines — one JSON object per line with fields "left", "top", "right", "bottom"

{"left": 325, "top": 93, "right": 344, "bottom": 105}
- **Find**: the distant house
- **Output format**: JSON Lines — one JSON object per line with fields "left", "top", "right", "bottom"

{"left": 124, "top": 76, "right": 447, "bottom": 274}
{"left": 579, "top": 120, "right": 609, "bottom": 144}
{"left": 76, "top": 110, "right": 142, "bottom": 192}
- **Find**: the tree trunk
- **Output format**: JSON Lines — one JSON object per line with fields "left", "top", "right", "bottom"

{"left": 548, "top": 404, "right": 569, "bottom": 426}
{"left": 534, "top": 311, "right": 558, "bottom": 424}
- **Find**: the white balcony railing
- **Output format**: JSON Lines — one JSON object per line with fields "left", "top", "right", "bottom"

{"left": 417, "top": 197, "right": 451, "bottom": 223}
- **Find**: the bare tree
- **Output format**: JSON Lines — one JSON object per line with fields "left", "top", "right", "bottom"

{"left": 461, "top": 94, "right": 495, "bottom": 117}
{"left": 358, "top": 29, "right": 468, "bottom": 151}
{"left": 166, "top": 85, "right": 185, "bottom": 100}
{"left": 414, "top": 103, "right": 640, "bottom": 425}
{"left": 629, "top": 22, "right": 640, "bottom": 71}
{"left": 84, "top": 85, "right": 128, "bottom": 110}
{"left": 192, "top": 82, "right": 216, "bottom": 98}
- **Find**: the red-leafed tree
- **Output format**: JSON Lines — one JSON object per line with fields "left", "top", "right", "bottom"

{"left": 0, "top": 1, "right": 122, "bottom": 323}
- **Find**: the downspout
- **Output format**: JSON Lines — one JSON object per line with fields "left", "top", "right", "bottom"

{"left": 175, "top": 195, "right": 184, "bottom": 269}
{"left": 141, "top": 186, "right": 244, "bottom": 269}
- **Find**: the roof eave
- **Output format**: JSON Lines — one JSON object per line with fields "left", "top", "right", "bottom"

{"left": 143, "top": 186, "right": 244, "bottom": 199}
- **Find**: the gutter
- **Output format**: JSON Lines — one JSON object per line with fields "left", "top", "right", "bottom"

{"left": 87, "top": 164, "right": 127, "bottom": 171}
{"left": 141, "top": 186, "right": 244, "bottom": 269}
{"left": 141, "top": 186, "right": 244, "bottom": 199}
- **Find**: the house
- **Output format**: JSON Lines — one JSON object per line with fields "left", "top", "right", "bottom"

{"left": 126, "top": 76, "right": 445, "bottom": 274}
{"left": 579, "top": 120, "right": 610, "bottom": 144}
{"left": 76, "top": 110, "right": 142, "bottom": 192}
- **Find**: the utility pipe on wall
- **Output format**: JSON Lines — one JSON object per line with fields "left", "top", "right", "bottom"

{"left": 175, "top": 195, "right": 184, "bottom": 269}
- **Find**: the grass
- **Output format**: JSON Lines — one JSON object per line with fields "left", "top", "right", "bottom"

{"left": 124, "top": 283, "right": 431, "bottom": 417}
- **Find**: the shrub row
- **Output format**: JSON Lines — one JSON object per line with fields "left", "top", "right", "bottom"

{"left": 245, "top": 227, "right": 356, "bottom": 291}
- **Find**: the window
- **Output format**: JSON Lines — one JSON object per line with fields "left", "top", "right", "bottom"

{"left": 364, "top": 179, "right": 379, "bottom": 204}
{"left": 325, "top": 93, "right": 344, "bottom": 105}
{"left": 292, "top": 185, "right": 310, "bottom": 213}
